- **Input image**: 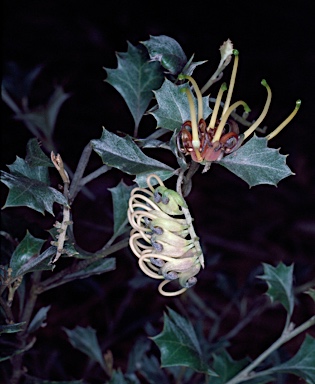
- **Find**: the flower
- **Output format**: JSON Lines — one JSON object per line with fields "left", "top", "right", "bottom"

{"left": 177, "top": 50, "right": 301, "bottom": 164}
{"left": 128, "top": 174, "right": 204, "bottom": 296}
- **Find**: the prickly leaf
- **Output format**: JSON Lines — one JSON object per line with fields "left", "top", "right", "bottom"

{"left": 105, "top": 42, "right": 163, "bottom": 129}
{"left": 218, "top": 136, "right": 294, "bottom": 187}
{"left": 141, "top": 35, "right": 187, "bottom": 75}
{"left": 91, "top": 128, "right": 174, "bottom": 186}
{"left": 268, "top": 335, "right": 315, "bottom": 383}
{"left": 10, "top": 231, "right": 45, "bottom": 277}
{"left": 151, "top": 308, "right": 216, "bottom": 375}
{"left": 259, "top": 262, "right": 294, "bottom": 317}
{"left": 152, "top": 79, "right": 212, "bottom": 131}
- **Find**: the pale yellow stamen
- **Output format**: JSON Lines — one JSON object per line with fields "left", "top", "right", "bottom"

{"left": 182, "top": 88, "right": 203, "bottom": 162}
{"left": 266, "top": 100, "right": 301, "bottom": 140}
{"left": 222, "top": 50, "right": 239, "bottom": 116}
{"left": 243, "top": 80, "right": 272, "bottom": 139}
{"left": 212, "top": 100, "right": 250, "bottom": 143}
{"left": 179, "top": 75, "right": 204, "bottom": 122}
{"left": 208, "top": 83, "right": 227, "bottom": 130}
{"left": 158, "top": 280, "right": 187, "bottom": 296}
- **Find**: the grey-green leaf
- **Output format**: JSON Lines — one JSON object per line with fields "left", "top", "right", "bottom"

{"left": 259, "top": 262, "right": 294, "bottom": 317}
{"left": 151, "top": 79, "right": 212, "bottom": 131}
{"left": 8, "top": 156, "right": 50, "bottom": 184}
{"left": 10, "top": 231, "right": 45, "bottom": 277}
{"left": 210, "top": 350, "right": 250, "bottom": 384}
{"left": 218, "top": 135, "right": 294, "bottom": 187}
{"left": 151, "top": 308, "right": 216, "bottom": 375}
{"left": 0, "top": 322, "right": 26, "bottom": 335}
{"left": 181, "top": 54, "right": 207, "bottom": 77}
{"left": 15, "top": 86, "right": 70, "bottom": 139}
{"left": 1, "top": 170, "right": 68, "bottom": 215}
{"left": 28, "top": 305, "right": 51, "bottom": 333}
{"left": 26, "top": 138, "right": 53, "bottom": 167}
{"left": 91, "top": 128, "right": 174, "bottom": 184}
{"left": 141, "top": 35, "right": 187, "bottom": 75}
{"left": 108, "top": 180, "right": 133, "bottom": 236}
{"left": 105, "top": 42, "right": 164, "bottom": 129}
{"left": 63, "top": 326, "right": 107, "bottom": 372}
{"left": 14, "top": 246, "right": 56, "bottom": 276}
{"left": 268, "top": 334, "right": 315, "bottom": 383}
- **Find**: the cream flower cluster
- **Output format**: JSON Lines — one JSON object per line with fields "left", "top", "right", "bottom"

{"left": 128, "top": 174, "right": 204, "bottom": 296}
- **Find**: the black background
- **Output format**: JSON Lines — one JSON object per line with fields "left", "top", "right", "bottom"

{"left": 2, "top": 0, "right": 315, "bottom": 382}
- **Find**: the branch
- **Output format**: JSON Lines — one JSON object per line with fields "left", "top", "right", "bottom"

{"left": 225, "top": 316, "right": 315, "bottom": 384}
{"left": 36, "top": 238, "right": 129, "bottom": 294}
{"left": 69, "top": 142, "right": 93, "bottom": 202}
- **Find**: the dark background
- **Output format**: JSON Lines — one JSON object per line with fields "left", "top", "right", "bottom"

{"left": 2, "top": 0, "right": 315, "bottom": 382}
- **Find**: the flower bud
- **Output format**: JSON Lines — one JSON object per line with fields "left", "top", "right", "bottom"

{"left": 151, "top": 238, "right": 195, "bottom": 257}
{"left": 152, "top": 228, "right": 192, "bottom": 248}
{"left": 178, "top": 262, "right": 201, "bottom": 288}
{"left": 160, "top": 256, "right": 197, "bottom": 279}
{"left": 150, "top": 216, "right": 188, "bottom": 233}
{"left": 153, "top": 186, "right": 187, "bottom": 215}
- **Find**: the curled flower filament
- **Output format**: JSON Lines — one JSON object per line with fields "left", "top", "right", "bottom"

{"left": 128, "top": 174, "right": 204, "bottom": 296}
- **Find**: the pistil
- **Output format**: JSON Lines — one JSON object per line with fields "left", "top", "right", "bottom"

{"left": 212, "top": 100, "right": 250, "bottom": 143}
{"left": 182, "top": 88, "right": 203, "bottom": 162}
{"left": 222, "top": 50, "right": 239, "bottom": 116}
{"left": 243, "top": 80, "right": 272, "bottom": 139}
{"left": 208, "top": 83, "right": 227, "bottom": 130}
{"left": 266, "top": 100, "right": 301, "bottom": 140}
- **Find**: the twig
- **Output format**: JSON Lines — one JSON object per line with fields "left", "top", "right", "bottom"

{"left": 79, "top": 165, "right": 110, "bottom": 187}
{"left": 225, "top": 316, "right": 315, "bottom": 384}
{"left": 69, "top": 142, "right": 93, "bottom": 202}
{"left": 36, "top": 238, "right": 129, "bottom": 294}
{"left": 51, "top": 152, "right": 71, "bottom": 263}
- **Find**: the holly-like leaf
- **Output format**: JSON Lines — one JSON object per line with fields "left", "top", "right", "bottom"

{"left": 210, "top": 350, "right": 273, "bottom": 384}
{"left": 1, "top": 159, "right": 68, "bottom": 215}
{"left": 0, "top": 322, "right": 26, "bottom": 335}
{"left": 151, "top": 79, "right": 212, "bottom": 131}
{"left": 7, "top": 155, "right": 50, "bottom": 184}
{"left": 181, "top": 54, "right": 207, "bottom": 77}
{"left": 218, "top": 135, "right": 294, "bottom": 187}
{"left": 14, "top": 246, "right": 56, "bottom": 276}
{"left": 25, "top": 138, "right": 53, "bottom": 167}
{"left": 63, "top": 326, "right": 107, "bottom": 372}
{"left": 210, "top": 350, "right": 249, "bottom": 384}
{"left": 141, "top": 35, "right": 187, "bottom": 75}
{"left": 268, "top": 334, "right": 315, "bottom": 383}
{"left": 15, "top": 86, "right": 70, "bottom": 139}
{"left": 259, "top": 262, "right": 294, "bottom": 317}
{"left": 105, "top": 42, "right": 164, "bottom": 129}
{"left": 9, "top": 231, "right": 45, "bottom": 277}
{"left": 151, "top": 308, "right": 216, "bottom": 375}
{"left": 28, "top": 305, "right": 51, "bottom": 333}
{"left": 91, "top": 128, "right": 174, "bottom": 186}
{"left": 108, "top": 180, "right": 133, "bottom": 237}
